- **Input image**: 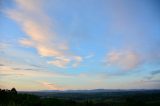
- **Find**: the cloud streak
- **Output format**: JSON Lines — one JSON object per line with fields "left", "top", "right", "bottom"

{"left": 0, "top": 64, "right": 4, "bottom": 66}
{"left": 145, "top": 69, "right": 160, "bottom": 80}
{"left": 151, "top": 70, "right": 160, "bottom": 75}
{"left": 41, "top": 82, "right": 63, "bottom": 90}
{"left": 5, "top": 0, "right": 82, "bottom": 68}
{"left": 0, "top": 66, "right": 53, "bottom": 77}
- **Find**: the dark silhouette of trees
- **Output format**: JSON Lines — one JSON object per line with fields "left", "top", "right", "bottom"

{"left": 11, "top": 87, "right": 17, "bottom": 94}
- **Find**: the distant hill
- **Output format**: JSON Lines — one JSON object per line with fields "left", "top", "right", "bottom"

{"left": 20, "top": 89, "right": 160, "bottom": 93}
{"left": 19, "top": 89, "right": 160, "bottom": 98}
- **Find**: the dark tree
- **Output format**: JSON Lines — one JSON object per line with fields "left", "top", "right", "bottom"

{"left": 11, "top": 87, "right": 17, "bottom": 94}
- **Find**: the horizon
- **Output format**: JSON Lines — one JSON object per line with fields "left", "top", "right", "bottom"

{"left": 0, "top": 0, "right": 160, "bottom": 91}
{"left": 18, "top": 88, "right": 160, "bottom": 92}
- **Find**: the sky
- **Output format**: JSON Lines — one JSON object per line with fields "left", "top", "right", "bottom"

{"left": 0, "top": 0, "right": 160, "bottom": 91}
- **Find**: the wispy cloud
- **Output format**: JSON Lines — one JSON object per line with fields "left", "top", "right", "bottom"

{"left": 19, "top": 38, "right": 34, "bottom": 47}
{"left": 145, "top": 69, "right": 160, "bottom": 80}
{"left": 0, "top": 42, "right": 11, "bottom": 52}
{"left": 143, "top": 80, "right": 160, "bottom": 83}
{"left": 0, "top": 73, "right": 24, "bottom": 77}
{"left": 105, "top": 50, "right": 140, "bottom": 70}
{"left": 151, "top": 70, "right": 160, "bottom": 75}
{"left": 0, "top": 64, "right": 4, "bottom": 66}
{"left": 85, "top": 54, "right": 95, "bottom": 59}
{"left": 0, "top": 62, "right": 73, "bottom": 79}
{"left": 40, "top": 81, "right": 63, "bottom": 90}
{"left": 12, "top": 67, "right": 40, "bottom": 71}
{"left": 0, "top": 66, "right": 53, "bottom": 77}
{"left": 5, "top": 0, "right": 82, "bottom": 68}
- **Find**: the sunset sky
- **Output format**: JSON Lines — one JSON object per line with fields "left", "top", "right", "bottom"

{"left": 0, "top": 0, "right": 160, "bottom": 91}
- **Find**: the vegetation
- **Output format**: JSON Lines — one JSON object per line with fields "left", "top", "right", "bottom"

{"left": 0, "top": 88, "right": 160, "bottom": 106}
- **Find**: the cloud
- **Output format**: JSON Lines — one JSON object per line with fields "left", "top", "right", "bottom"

{"left": 0, "top": 73, "right": 24, "bottom": 77}
{"left": 106, "top": 50, "right": 140, "bottom": 70}
{"left": 145, "top": 69, "right": 160, "bottom": 80}
{"left": 19, "top": 39, "right": 34, "bottom": 47}
{"left": 41, "top": 81, "right": 63, "bottom": 90}
{"left": 29, "top": 64, "right": 46, "bottom": 68}
{"left": 0, "top": 64, "right": 4, "bottom": 66}
{"left": 5, "top": 0, "right": 82, "bottom": 68}
{"left": 47, "top": 56, "right": 83, "bottom": 68}
{"left": 0, "top": 66, "right": 54, "bottom": 77}
{"left": 0, "top": 42, "right": 11, "bottom": 51}
{"left": 151, "top": 70, "right": 160, "bottom": 75}
{"left": 72, "top": 56, "right": 83, "bottom": 67}
{"left": 48, "top": 58, "right": 70, "bottom": 68}
{"left": 12, "top": 67, "right": 40, "bottom": 71}
{"left": 0, "top": 62, "right": 73, "bottom": 79}
{"left": 143, "top": 80, "right": 160, "bottom": 83}
{"left": 85, "top": 54, "right": 95, "bottom": 59}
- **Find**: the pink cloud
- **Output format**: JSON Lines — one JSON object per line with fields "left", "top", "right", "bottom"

{"left": 106, "top": 50, "right": 141, "bottom": 70}
{"left": 41, "top": 82, "right": 63, "bottom": 90}
{"left": 5, "top": 0, "right": 83, "bottom": 68}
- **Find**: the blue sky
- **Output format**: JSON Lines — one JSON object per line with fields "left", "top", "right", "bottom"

{"left": 0, "top": 0, "right": 160, "bottom": 90}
